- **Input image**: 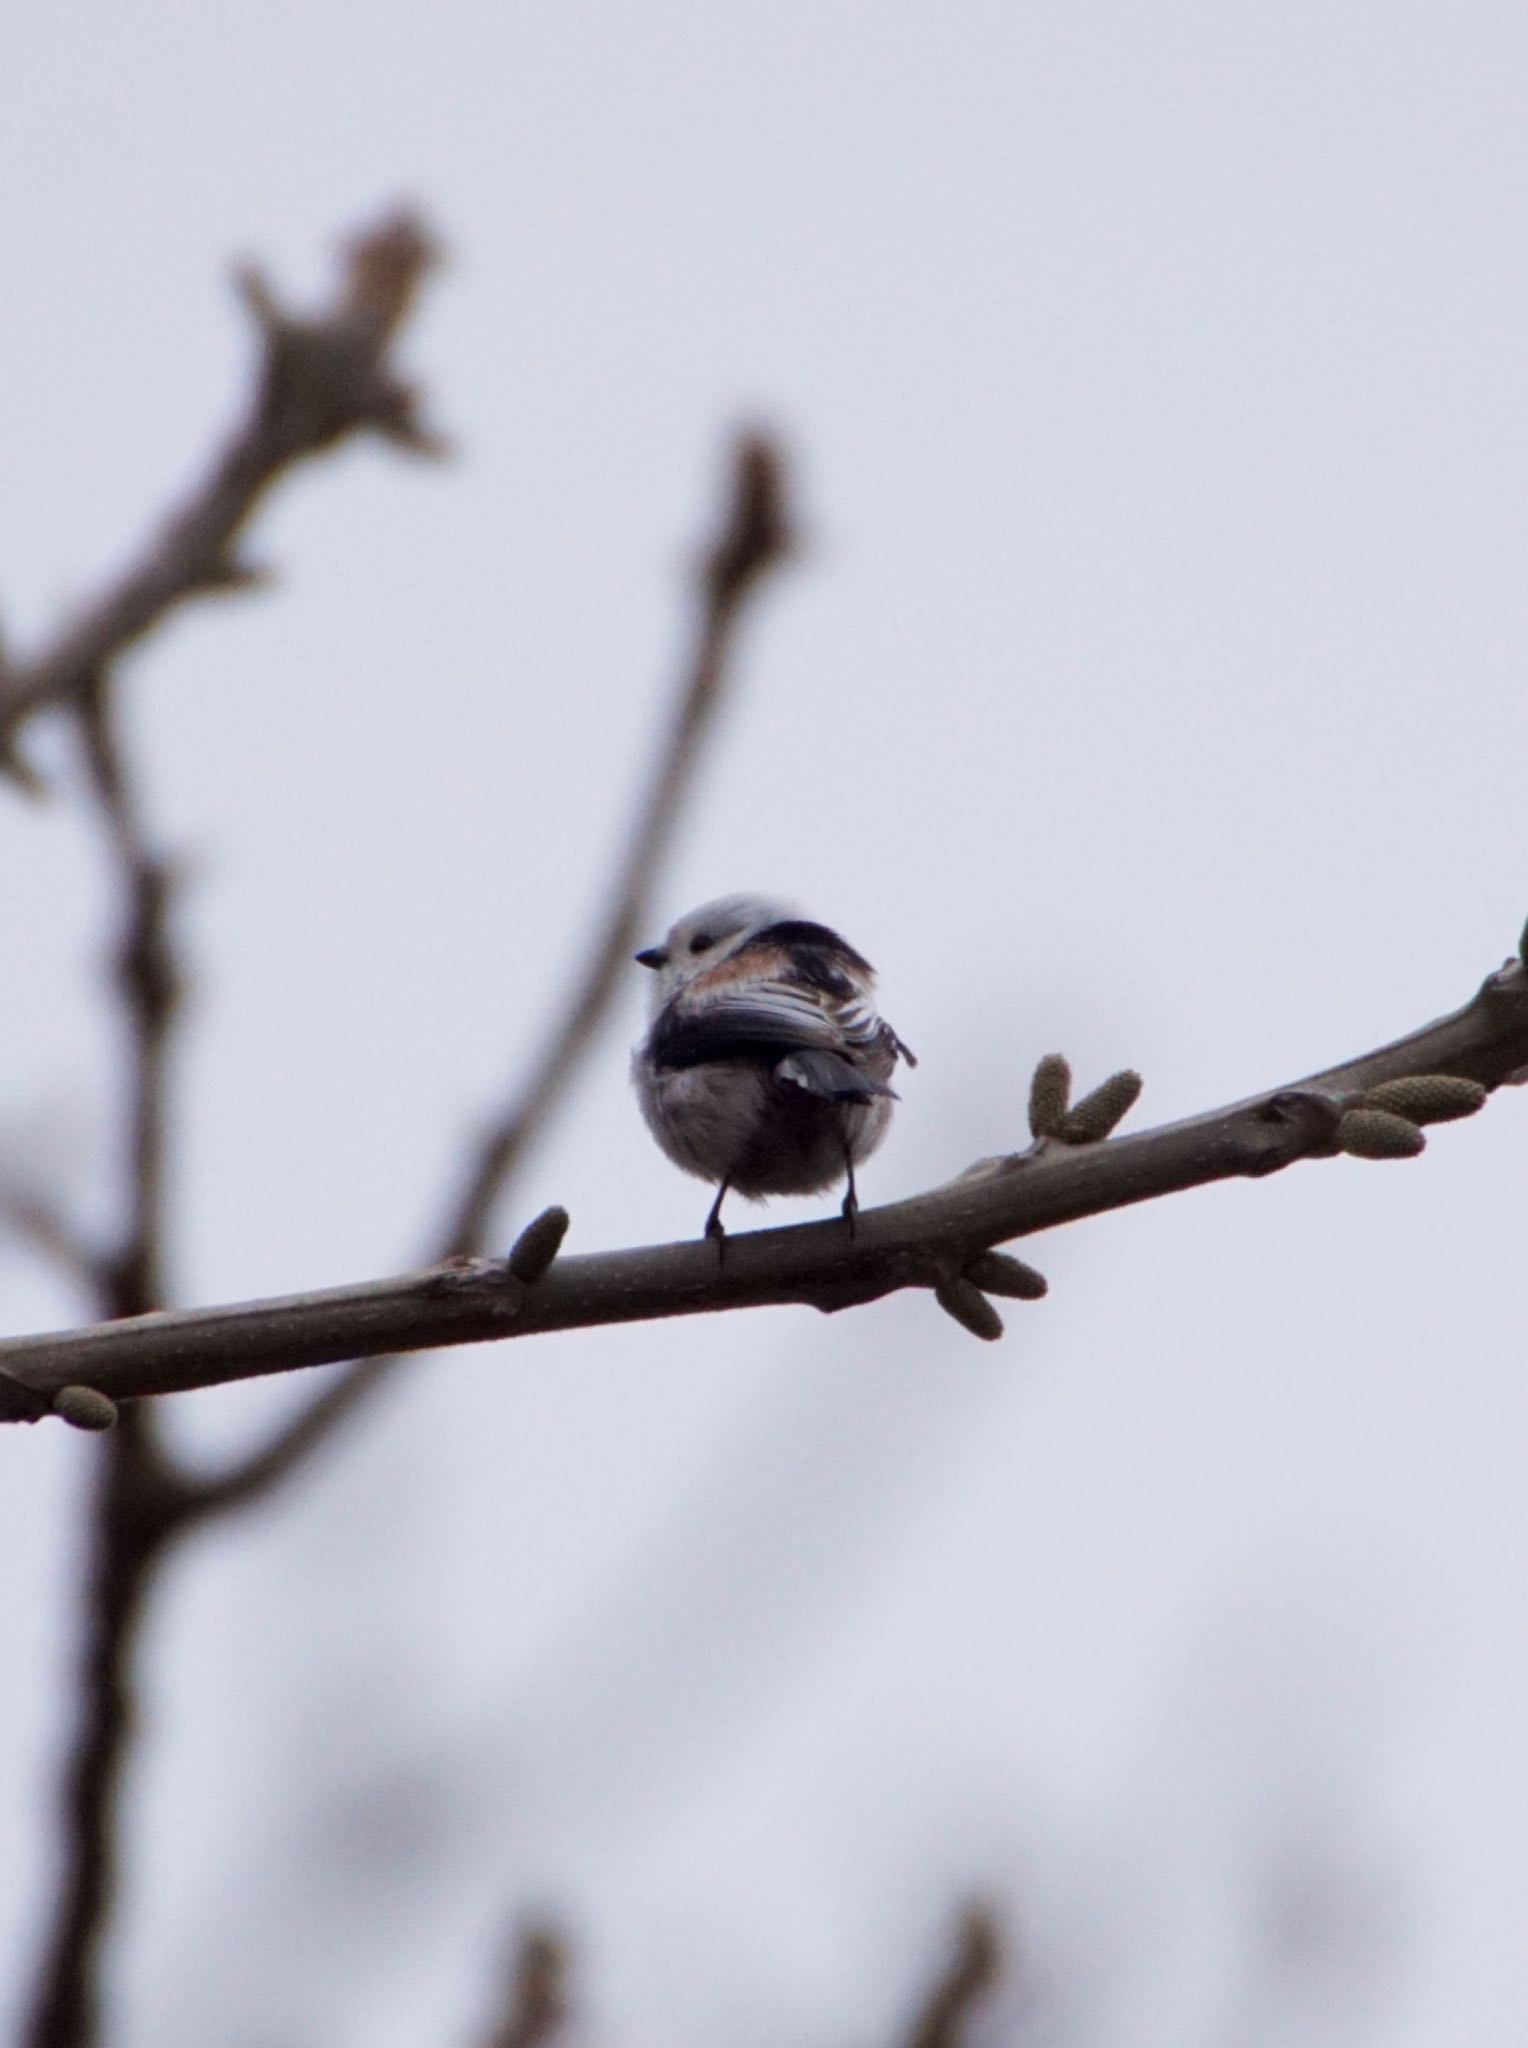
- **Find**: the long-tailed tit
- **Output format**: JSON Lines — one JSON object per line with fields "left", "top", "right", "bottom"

{"left": 632, "top": 894, "right": 915, "bottom": 1241}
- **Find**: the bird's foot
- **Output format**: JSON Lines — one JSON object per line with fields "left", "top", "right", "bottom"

{"left": 704, "top": 1183, "right": 731, "bottom": 1261}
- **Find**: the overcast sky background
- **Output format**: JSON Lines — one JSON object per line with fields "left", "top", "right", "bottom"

{"left": 1, "top": 3, "right": 1526, "bottom": 2043}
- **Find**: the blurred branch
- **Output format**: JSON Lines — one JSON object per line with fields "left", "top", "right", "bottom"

{"left": 14, "top": 209, "right": 445, "bottom": 2048}
{"left": 4, "top": 933, "right": 1527, "bottom": 1412}
{"left": 899, "top": 1906, "right": 1002, "bottom": 2048}
{"left": 0, "top": 208, "right": 443, "bottom": 784}
{"left": 22, "top": 1408, "right": 198, "bottom": 2048}
{"left": 179, "top": 430, "right": 793, "bottom": 1510}
{"left": 77, "top": 676, "right": 182, "bottom": 1318}
{"left": 22, "top": 676, "right": 201, "bottom": 2048}
{"left": 477, "top": 1924, "right": 570, "bottom": 2048}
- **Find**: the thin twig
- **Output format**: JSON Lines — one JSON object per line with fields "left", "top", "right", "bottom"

{"left": 186, "top": 431, "right": 794, "bottom": 1511}
{"left": 3, "top": 936, "right": 1526, "bottom": 1415}
{"left": 22, "top": 678, "right": 199, "bottom": 2048}
{"left": 899, "top": 1906, "right": 1002, "bottom": 2048}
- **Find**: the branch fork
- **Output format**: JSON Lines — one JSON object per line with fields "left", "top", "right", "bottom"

{"left": 0, "top": 208, "right": 446, "bottom": 777}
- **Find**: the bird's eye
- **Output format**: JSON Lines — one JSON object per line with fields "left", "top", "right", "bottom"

{"left": 688, "top": 932, "right": 714, "bottom": 955}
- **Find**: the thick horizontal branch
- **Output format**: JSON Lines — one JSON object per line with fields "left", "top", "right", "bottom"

{"left": 2, "top": 943, "right": 1524, "bottom": 1419}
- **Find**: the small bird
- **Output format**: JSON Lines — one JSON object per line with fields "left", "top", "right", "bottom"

{"left": 632, "top": 894, "right": 915, "bottom": 1241}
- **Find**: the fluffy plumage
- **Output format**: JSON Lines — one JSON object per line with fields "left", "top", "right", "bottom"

{"left": 632, "top": 894, "right": 914, "bottom": 1238}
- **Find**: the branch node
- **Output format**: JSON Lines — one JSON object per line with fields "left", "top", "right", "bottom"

{"left": 506, "top": 1206, "right": 570, "bottom": 1284}
{"left": 1337, "top": 1107, "right": 1426, "bottom": 1159}
{"left": 1362, "top": 1073, "right": 1488, "bottom": 1125}
{"left": 933, "top": 1276, "right": 1005, "bottom": 1342}
{"left": 52, "top": 1384, "right": 119, "bottom": 1432}
{"left": 1060, "top": 1067, "right": 1143, "bottom": 1144}
{"left": 1027, "top": 1052, "right": 1072, "bottom": 1139}
{"left": 427, "top": 1254, "right": 523, "bottom": 1308}
{"left": 964, "top": 1249, "right": 1048, "bottom": 1300}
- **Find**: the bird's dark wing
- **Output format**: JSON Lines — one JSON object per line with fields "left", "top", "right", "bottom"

{"left": 650, "top": 972, "right": 906, "bottom": 1079}
{"left": 649, "top": 979, "right": 844, "bottom": 1067}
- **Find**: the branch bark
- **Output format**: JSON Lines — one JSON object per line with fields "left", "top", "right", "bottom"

{"left": 6, "top": 940, "right": 1525, "bottom": 1419}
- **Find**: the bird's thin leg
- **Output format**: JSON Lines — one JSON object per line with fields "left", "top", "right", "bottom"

{"left": 704, "top": 1181, "right": 731, "bottom": 1251}
{"left": 840, "top": 1150, "right": 859, "bottom": 1238}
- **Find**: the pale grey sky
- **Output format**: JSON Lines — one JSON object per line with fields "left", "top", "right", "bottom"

{"left": 2, "top": 4, "right": 1527, "bottom": 2043}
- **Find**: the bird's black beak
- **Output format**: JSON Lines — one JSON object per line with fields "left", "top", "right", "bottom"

{"left": 634, "top": 947, "right": 666, "bottom": 970}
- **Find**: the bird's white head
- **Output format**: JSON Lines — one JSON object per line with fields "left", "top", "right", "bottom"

{"left": 634, "top": 892, "right": 796, "bottom": 1010}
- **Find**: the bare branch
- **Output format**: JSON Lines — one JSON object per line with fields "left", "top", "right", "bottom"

{"left": 898, "top": 1905, "right": 1002, "bottom": 2048}
{"left": 2, "top": 939, "right": 1524, "bottom": 1419}
{"left": 0, "top": 207, "right": 443, "bottom": 775}
{"left": 191, "top": 431, "right": 794, "bottom": 1509}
